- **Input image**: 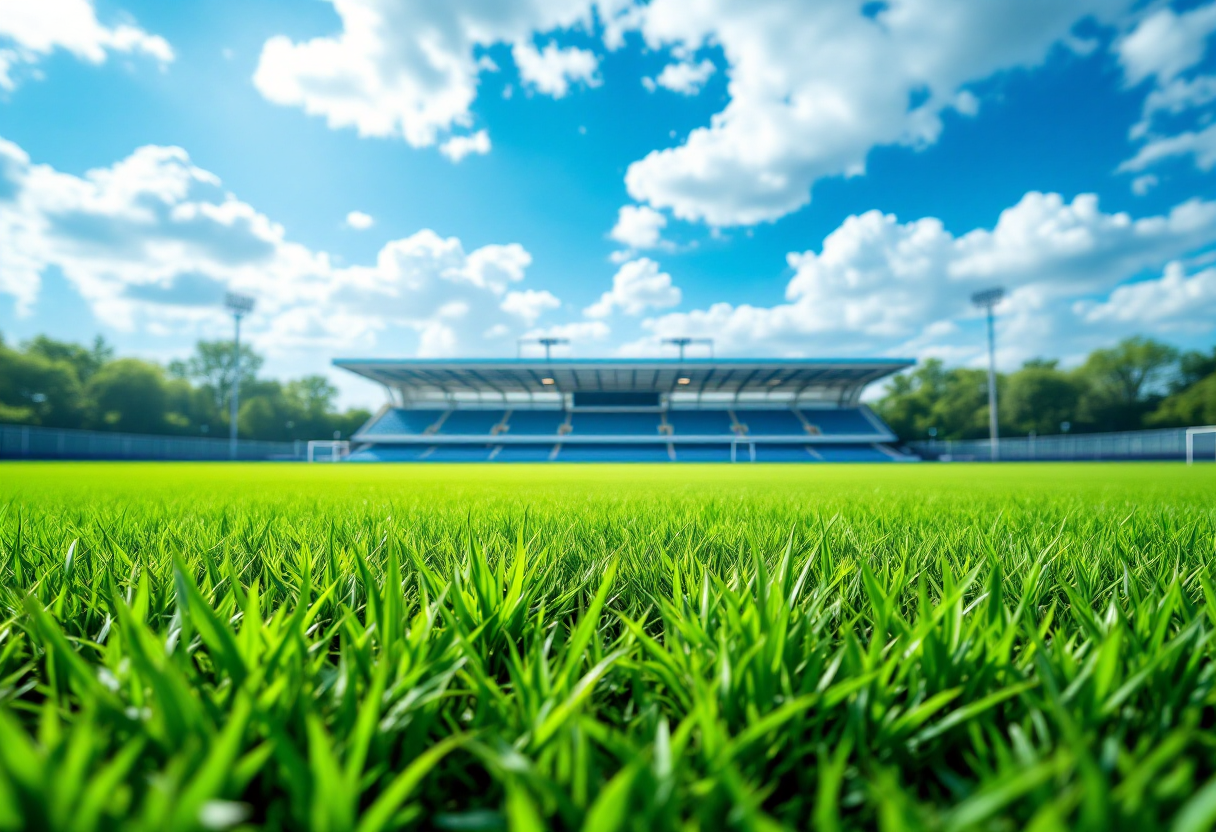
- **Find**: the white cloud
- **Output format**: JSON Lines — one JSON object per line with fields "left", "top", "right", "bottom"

{"left": 512, "top": 40, "right": 600, "bottom": 98}
{"left": 0, "top": 135, "right": 563, "bottom": 359}
{"left": 585, "top": 257, "right": 681, "bottom": 318}
{"left": 623, "top": 0, "right": 1136, "bottom": 227}
{"left": 1120, "top": 123, "right": 1216, "bottom": 174}
{"left": 252, "top": 0, "right": 620, "bottom": 146}
{"left": 0, "top": 0, "right": 172, "bottom": 89}
{"left": 501, "top": 288, "right": 561, "bottom": 323}
{"left": 345, "top": 210, "right": 374, "bottom": 229}
{"left": 1078, "top": 261, "right": 1216, "bottom": 328}
{"left": 644, "top": 58, "right": 715, "bottom": 95}
{"left": 609, "top": 204, "right": 667, "bottom": 249}
{"left": 1138, "top": 75, "right": 1216, "bottom": 129}
{"left": 623, "top": 191, "right": 1216, "bottom": 363}
{"left": 439, "top": 130, "right": 492, "bottom": 162}
{"left": 1131, "top": 174, "right": 1158, "bottom": 196}
{"left": 525, "top": 320, "right": 611, "bottom": 342}
{"left": 1116, "top": 4, "right": 1216, "bottom": 87}
{"left": 1117, "top": 5, "right": 1216, "bottom": 176}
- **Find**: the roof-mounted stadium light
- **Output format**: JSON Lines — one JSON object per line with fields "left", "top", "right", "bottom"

{"left": 223, "top": 292, "right": 255, "bottom": 460}
{"left": 971, "top": 287, "right": 1005, "bottom": 462}
{"left": 517, "top": 337, "right": 570, "bottom": 360}
{"left": 662, "top": 337, "right": 714, "bottom": 360}
{"left": 677, "top": 377, "right": 691, "bottom": 385}
{"left": 541, "top": 377, "right": 555, "bottom": 385}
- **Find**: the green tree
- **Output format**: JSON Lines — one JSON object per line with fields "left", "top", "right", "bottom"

{"left": 87, "top": 359, "right": 171, "bottom": 434}
{"left": 0, "top": 342, "right": 85, "bottom": 427}
{"left": 1073, "top": 337, "right": 1179, "bottom": 432}
{"left": 1150, "top": 373, "right": 1216, "bottom": 427}
{"left": 873, "top": 359, "right": 993, "bottom": 441}
{"left": 24, "top": 335, "right": 114, "bottom": 383}
{"left": 1000, "top": 360, "right": 1081, "bottom": 436}
{"left": 1172, "top": 347, "right": 1216, "bottom": 393}
{"left": 168, "top": 340, "right": 264, "bottom": 410}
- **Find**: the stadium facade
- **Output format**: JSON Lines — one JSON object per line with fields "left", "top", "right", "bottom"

{"left": 334, "top": 357, "right": 916, "bottom": 462}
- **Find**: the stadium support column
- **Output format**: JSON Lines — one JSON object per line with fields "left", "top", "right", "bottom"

{"left": 971, "top": 288, "right": 1004, "bottom": 461}
{"left": 224, "top": 292, "right": 255, "bottom": 460}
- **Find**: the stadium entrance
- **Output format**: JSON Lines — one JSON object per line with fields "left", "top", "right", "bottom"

{"left": 333, "top": 358, "right": 917, "bottom": 462}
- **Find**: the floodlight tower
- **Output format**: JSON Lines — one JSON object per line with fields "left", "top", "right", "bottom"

{"left": 224, "top": 292, "right": 255, "bottom": 460}
{"left": 970, "top": 287, "right": 1004, "bottom": 461}
{"left": 516, "top": 337, "right": 569, "bottom": 360}
{"left": 661, "top": 337, "right": 714, "bottom": 360}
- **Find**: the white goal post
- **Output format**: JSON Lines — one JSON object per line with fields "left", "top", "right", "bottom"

{"left": 1186, "top": 426, "right": 1216, "bottom": 465}
{"left": 307, "top": 440, "right": 350, "bottom": 463}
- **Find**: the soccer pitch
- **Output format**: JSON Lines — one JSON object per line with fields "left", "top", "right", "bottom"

{"left": 1, "top": 462, "right": 1215, "bottom": 831}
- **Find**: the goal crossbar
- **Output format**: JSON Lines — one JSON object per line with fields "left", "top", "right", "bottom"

{"left": 307, "top": 440, "right": 350, "bottom": 463}
{"left": 1185, "top": 426, "right": 1216, "bottom": 466}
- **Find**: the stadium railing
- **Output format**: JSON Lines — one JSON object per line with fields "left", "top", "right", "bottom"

{"left": 0, "top": 423, "right": 305, "bottom": 461}
{"left": 911, "top": 426, "right": 1216, "bottom": 462}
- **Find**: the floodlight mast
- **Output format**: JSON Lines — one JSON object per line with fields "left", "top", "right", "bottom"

{"left": 661, "top": 337, "right": 714, "bottom": 360}
{"left": 970, "top": 287, "right": 1004, "bottom": 461}
{"left": 516, "top": 337, "right": 569, "bottom": 360}
{"left": 224, "top": 292, "right": 255, "bottom": 460}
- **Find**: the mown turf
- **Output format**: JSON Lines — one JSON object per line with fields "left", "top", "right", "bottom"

{"left": 1, "top": 462, "right": 1216, "bottom": 832}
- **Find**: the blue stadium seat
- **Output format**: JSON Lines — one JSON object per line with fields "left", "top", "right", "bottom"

{"left": 505, "top": 411, "right": 566, "bottom": 435}
{"left": 347, "top": 445, "right": 432, "bottom": 462}
{"left": 440, "top": 410, "right": 505, "bottom": 434}
{"left": 667, "top": 410, "right": 734, "bottom": 435}
{"left": 360, "top": 409, "right": 447, "bottom": 436}
{"left": 569, "top": 412, "right": 661, "bottom": 434}
{"left": 493, "top": 444, "right": 555, "bottom": 461}
{"left": 734, "top": 410, "right": 804, "bottom": 435}
{"left": 800, "top": 409, "right": 881, "bottom": 435}
{"left": 671, "top": 443, "right": 733, "bottom": 461}
{"left": 814, "top": 444, "right": 893, "bottom": 462}
{"left": 556, "top": 443, "right": 670, "bottom": 461}
{"left": 427, "top": 445, "right": 495, "bottom": 461}
{"left": 754, "top": 444, "right": 817, "bottom": 462}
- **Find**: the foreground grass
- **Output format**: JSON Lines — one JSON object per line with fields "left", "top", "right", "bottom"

{"left": 1, "top": 462, "right": 1215, "bottom": 831}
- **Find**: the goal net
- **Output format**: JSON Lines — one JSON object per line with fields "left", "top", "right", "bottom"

{"left": 307, "top": 440, "right": 350, "bottom": 463}
{"left": 1186, "top": 426, "right": 1216, "bottom": 465}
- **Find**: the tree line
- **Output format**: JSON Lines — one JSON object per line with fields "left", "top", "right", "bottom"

{"left": 0, "top": 333, "right": 370, "bottom": 442}
{"left": 873, "top": 336, "right": 1216, "bottom": 442}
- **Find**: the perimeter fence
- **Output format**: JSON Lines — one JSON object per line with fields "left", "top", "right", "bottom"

{"left": 911, "top": 426, "right": 1216, "bottom": 462}
{"left": 0, "top": 423, "right": 304, "bottom": 461}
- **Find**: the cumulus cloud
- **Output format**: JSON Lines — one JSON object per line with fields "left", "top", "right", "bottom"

{"left": 1120, "top": 123, "right": 1216, "bottom": 174}
{"left": 512, "top": 41, "right": 600, "bottom": 97}
{"left": 622, "top": 0, "right": 1138, "bottom": 227}
{"left": 622, "top": 191, "right": 1216, "bottom": 363}
{"left": 1131, "top": 174, "right": 1158, "bottom": 196}
{"left": 345, "top": 210, "right": 374, "bottom": 230}
{"left": 525, "top": 320, "right": 611, "bottom": 343}
{"left": 585, "top": 257, "right": 681, "bottom": 318}
{"left": 1118, "top": 4, "right": 1216, "bottom": 176}
{"left": 0, "top": 135, "right": 562, "bottom": 358}
{"left": 1078, "top": 261, "right": 1216, "bottom": 328}
{"left": 0, "top": 0, "right": 172, "bottom": 89}
{"left": 643, "top": 58, "right": 715, "bottom": 95}
{"left": 609, "top": 204, "right": 667, "bottom": 249}
{"left": 1116, "top": 4, "right": 1216, "bottom": 87}
{"left": 439, "top": 130, "right": 491, "bottom": 162}
{"left": 251, "top": 0, "right": 622, "bottom": 147}
{"left": 501, "top": 288, "right": 561, "bottom": 324}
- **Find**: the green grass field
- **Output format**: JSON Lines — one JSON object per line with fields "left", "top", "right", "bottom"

{"left": 2, "top": 462, "right": 1216, "bottom": 831}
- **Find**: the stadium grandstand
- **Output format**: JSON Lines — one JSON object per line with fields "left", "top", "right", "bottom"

{"left": 333, "top": 357, "right": 917, "bottom": 462}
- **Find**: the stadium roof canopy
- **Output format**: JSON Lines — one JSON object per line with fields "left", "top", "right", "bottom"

{"left": 334, "top": 357, "right": 915, "bottom": 407}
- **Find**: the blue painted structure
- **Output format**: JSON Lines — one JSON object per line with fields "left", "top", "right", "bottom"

{"left": 336, "top": 357, "right": 916, "bottom": 463}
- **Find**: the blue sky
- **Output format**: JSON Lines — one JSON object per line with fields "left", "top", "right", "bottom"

{"left": 2, "top": 0, "right": 1216, "bottom": 406}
